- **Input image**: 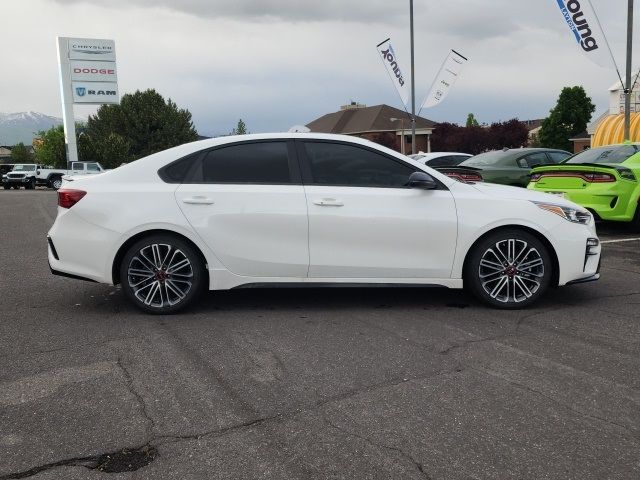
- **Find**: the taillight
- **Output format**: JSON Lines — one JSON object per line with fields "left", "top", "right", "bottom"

{"left": 458, "top": 173, "right": 483, "bottom": 182}
{"left": 57, "top": 189, "right": 86, "bottom": 208}
{"left": 587, "top": 173, "right": 615, "bottom": 182}
{"left": 443, "top": 172, "right": 483, "bottom": 183}
{"left": 529, "top": 171, "right": 615, "bottom": 182}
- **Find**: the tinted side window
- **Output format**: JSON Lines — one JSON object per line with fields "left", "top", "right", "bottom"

{"left": 202, "top": 142, "right": 291, "bottom": 184}
{"left": 427, "top": 157, "right": 453, "bottom": 167}
{"left": 548, "top": 151, "right": 570, "bottom": 163}
{"left": 523, "top": 152, "right": 549, "bottom": 168}
{"left": 72, "top": 162, "right": 85, "bottom": 170}
{"left": 303, "top": 142, "right": 415, "bottom": 187}
{"left": 86, "top": 163, "right": 100, "bottom": 172}
{"left": 159, "top": 153, "right": 199, "bottom": 183}
{"left": 450, "top": 155, "right": 471, "bottom": 165}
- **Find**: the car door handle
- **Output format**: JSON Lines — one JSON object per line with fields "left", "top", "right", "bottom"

{"left": 313, "top": 198, "right": 344, "bottom": 207}
{"left": 182, "top": 196, "right": 214, "bottom": 205}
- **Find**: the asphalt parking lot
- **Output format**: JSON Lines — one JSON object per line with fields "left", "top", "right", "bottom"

{"left": 1, "top": 189, "right": 639, "bottom": 480}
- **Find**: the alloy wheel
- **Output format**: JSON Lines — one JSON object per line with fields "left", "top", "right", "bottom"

{"left": 478, "top": 238, "right": 544, "bottom": 303}
{"left": 127, "top": 243, "right": 193, "bottom": 308}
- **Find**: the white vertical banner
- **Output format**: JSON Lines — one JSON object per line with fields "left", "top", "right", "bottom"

{"left": 420, "top": 50, "right": 467, "bottom": 110}
{"left": 376, "top": 38, "right": 410, "bottom": 109}
{"left": 553, "top": 0, "right": 617, "bottom": 69}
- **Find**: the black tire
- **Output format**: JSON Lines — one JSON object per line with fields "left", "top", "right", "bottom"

{"left": 464, "top": 229, "right": 552, "bottom": 309}
{"left": 50, "top": 176, "right": 63, "bottom": 190}
{"left": 12, "top": 185, "right": 20, "bottom": 189}
{"left": 626, "top": 202, "right": 640, "bottom": 233}
{"left": 3, "top": 185, "right": 9, "bottom": 190}
{"left": 25, "top": 179, "right": 35, "bottom": 190}
{"left": 119, "top": 234, "right": 206, "bottom": 314}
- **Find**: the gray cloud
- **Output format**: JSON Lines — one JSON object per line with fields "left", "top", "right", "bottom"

{"left": 51, "top": 0, "right": 406, "bottom": 23}
{"left": 2, "top": 0, "right": 634, "bottom": 138}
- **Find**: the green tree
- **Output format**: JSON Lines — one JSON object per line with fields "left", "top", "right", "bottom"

{"left": 83, "top": 89, "right": 199, "bottom": 162}
{"left": 230, "top": 118, "right": 248, "bottom": 135}
{"left": 466, "top": 113, "right": 480, "bottom": 128}
{"left": 10, "top": 142, "right": 32, "bottom": 163}
{"left": 34, "top": 125, "right": 67, "bottom": 168}
{"left": 539, "top": 86, "right": 595, "bottom": 151}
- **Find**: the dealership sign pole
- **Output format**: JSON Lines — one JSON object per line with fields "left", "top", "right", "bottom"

{"left": 624, "top": 0, "right": 634, "bottom": 141}
{"left": 56, "top": 37, "right": 119, "bottom": 165}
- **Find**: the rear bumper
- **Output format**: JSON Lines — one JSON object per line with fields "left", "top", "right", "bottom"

{"left": 529, "top": 184, "right": 638, "bottom": 222}
{"left": 49, "top": 263, "right": 97, "bottom": 283}
{"left": 47, "top": 208, "right": 119, "bottom": 284}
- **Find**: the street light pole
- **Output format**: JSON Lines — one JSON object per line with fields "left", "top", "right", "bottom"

{"left": 624, "top": 0, "right": 634, "bottom": 141}
{"left": 409, "top": 0, "right": 417, "bottom": 154}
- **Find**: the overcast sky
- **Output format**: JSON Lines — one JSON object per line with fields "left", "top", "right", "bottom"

{"left": 0, "top": 0, "right": 637, "bottom": 136}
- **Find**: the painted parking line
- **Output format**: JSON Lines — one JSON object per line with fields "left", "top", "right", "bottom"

{"left": 600, "top": 238, "right": 640, "bottom": 244}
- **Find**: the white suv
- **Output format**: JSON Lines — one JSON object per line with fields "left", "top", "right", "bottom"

{"left": 47, "top": 133, "right": 601, "bottom": 314}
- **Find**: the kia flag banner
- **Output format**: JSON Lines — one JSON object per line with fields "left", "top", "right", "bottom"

{"left": 376, "top": 38, "right": 410, "bottom": 109}
{"left": 420, "top": 50, "right": 467, "bottom": 110}
{"left": 553, "top": 0, "right": 615, "bottom": 69}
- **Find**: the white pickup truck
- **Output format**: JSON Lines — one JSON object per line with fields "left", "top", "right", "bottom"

{"left": 2, "top": 162, "right": 106, "bottom": 190}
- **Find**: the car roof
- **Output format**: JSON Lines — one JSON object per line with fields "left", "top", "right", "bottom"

{"left": 473, "top": 148, "right": 570, "bottom": 158}
{"left": 93, "top": 132, "right": 457, "bottom": 188}
{"left": 412, "top": 152, "right": 471, "bottom": 160}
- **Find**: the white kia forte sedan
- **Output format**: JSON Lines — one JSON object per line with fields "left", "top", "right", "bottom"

{"left": 47, "top": 133, "right": 601, "bottom": 314}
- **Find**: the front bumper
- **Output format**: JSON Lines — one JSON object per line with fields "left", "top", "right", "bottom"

{"left": 545, "top": 216, "right": 601, "bottom": 286}
{"left": 3, "top": 177, "right": 32, "bottom": 184}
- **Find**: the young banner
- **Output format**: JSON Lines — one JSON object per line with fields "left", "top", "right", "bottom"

{"left": 376, "top": 38, "right": 410, "bottom": 109}
{"left": 553, "top": 0, "right": 617, "bottom": 69}
{"left": 420, "top": 50, "right": 467, "bottom": 110}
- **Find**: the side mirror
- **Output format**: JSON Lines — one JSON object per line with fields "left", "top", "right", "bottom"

{"left": 408, "top": 171, "right": 438, "bottom": 190}
{"left": 36, "top": 170, "right": 41, "bottom": 175}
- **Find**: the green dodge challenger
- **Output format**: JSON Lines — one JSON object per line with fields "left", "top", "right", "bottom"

{"left": 528, "top": 143, "right": 640, "bottom": 228}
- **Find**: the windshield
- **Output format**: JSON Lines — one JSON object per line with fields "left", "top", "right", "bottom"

{"left": 462, "top": 151, "right": 507, "bottom": 167}
{"left": 12, "top": 164, "right": 35, "bottom": 171}
{"left": 564, "top": 145, "right": 640, "bottom": 164}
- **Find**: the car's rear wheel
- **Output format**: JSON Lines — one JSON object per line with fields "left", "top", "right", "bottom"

{"left": 465, "top": 229, "right": 552, "bottom": 309}
{"left": 50, "top": 177, "right": 63, "bottom": 190}
{"left": 120, "top": 235, "right": 206, "bottom": 314}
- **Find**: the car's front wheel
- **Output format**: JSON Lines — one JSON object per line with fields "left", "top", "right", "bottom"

{"left": 119, "top": 235, "right": 206, "bottom": 314}
{"left": 465, "top": 229, "right": 552, "bottom": 309}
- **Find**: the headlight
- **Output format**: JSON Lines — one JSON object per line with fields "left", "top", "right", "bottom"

{"left": 532, "top": 201, "right": 591, "bottom": 224}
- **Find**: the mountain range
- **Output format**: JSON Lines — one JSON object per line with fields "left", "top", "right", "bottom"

{"left": 0, "top": 112, "right": 63, "bottom": 146}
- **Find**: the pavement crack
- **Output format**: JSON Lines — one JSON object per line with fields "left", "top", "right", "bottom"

{"left": 117, "top": 358, "right": 156, "bottom": 438}
{"left": 154, "top": 368, "right": 465, "bottom": 447}
{"left": 153, "top": 414, "right": 281, "bottom": 445}
{"left": 469, "top": 366, "right": 640, "bottom": 443}
{"left": 322, "top": 416, "right": 432, "bottom": 479}
{"left": 0, "top": 444, "right": 157, "bottom": 479}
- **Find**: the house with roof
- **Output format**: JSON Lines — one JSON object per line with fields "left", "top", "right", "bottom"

{"left": 0, "top": 146, "right": 12, "bottom": 164}
{"left": 306, "top": 103, "right": 436, "bottom": 154}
